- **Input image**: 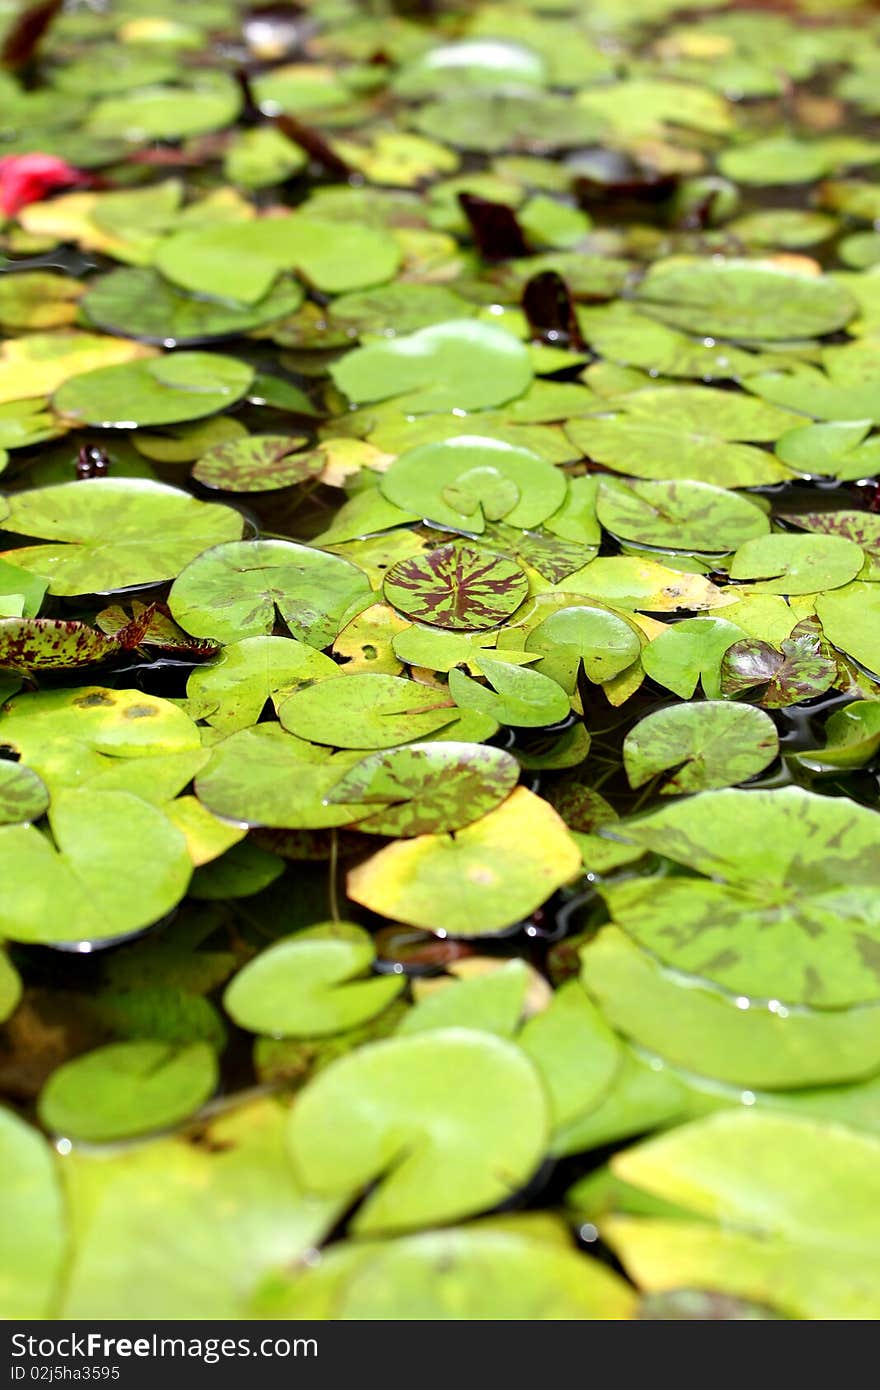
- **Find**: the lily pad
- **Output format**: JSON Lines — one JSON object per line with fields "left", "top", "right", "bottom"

{"left": 155, "top": 215, "right": 401, "bottom": 304}
{"left": 604, "top": 1111, "right": 880, "bottom": 1320}
{"left": 0, "top": 1109, "right": 64, "bottom": 1318}
{"left": 729, "top": 532, "right": 864, "bottom": 595}
{"left": 278, "top": 674, "right": 457, "bottom": 750}
{"left": 720, "top": 625, "right": 838, "bottom": 707}
{"left": 82, "top": 267, "right": 303, "bottom": 346}
{"left": 286, "top": 1027, "right": 549, "bottom": 1235}
{"left": 641, "top": 617, "right": 746, "bottom": 699}
{"left": 331, "top": 322, "right": 533, "bottom": 414}
{"left": 634, "top": 259, "right": 857, "bottom": 341}
{"left": 817, "top": 582, "right": 880, "bottom": 675}
{"left": 0, "top": 788, "right": 192, "bottom": 945}
{"left": 191, "top": 435, "right": 318, "bottom": 493}
{"left": 1, "top": 479, "right": 242, "bottom": 596}
{"left": 623, "top": 701, "right": 778, "bottom": 793}
{"left": 604, "top": 787, "right": 880, "bottom": 1007}
{"left": 449, "top": 657, "right": 571, "bottom": 728}
{"left": 224, "top": 923, "right": 403, "bottom": 1038}
{"left": 383, "top": 542, "right": 528, "bottom": 631}
{"left": 325, "top": 741, "right": 519, "bottom": 836}
{"left": 38, "top": 1040, "right": 217, "bottom": 1143}
{"left": 0, "top": 761, "right": 49, "bottom": 825}
{"left": 53, "top": 351, "right": 254, "bottom": 428}
{"left": 525, "top": 606, "right": 643, "bottom": 692}
{"left": 185, "top": 635, "right": 338, "bottom": 733}
{"left": 597, "top": 479, "right": 769, "bottom": 551}
{"left": 168, "top": 539, "right": 373, "bottom": 648}
{"left": 380, "top": 436, "right": 564, "bottom": 533}
{"left": 348, "top": 786, "right": 580, "bottom": 935}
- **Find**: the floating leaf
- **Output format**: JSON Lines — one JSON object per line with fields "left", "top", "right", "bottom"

{"left": 604, "top": 1112, "right": 880, "bottom": 1320}
{"left": 641, "top": 617, "right": 745, "bottom": 699}
{"left": 53, "top": 350, "right": 254, "bottom": 428}
{"left": 0, "top": 616, "right": 122, "bottom": 671}
{"left": 793, "top": 700, "right": 880, "bottom": 773}
{"left": 325, "top": 741, "right": 519, "bottom": 836}
{"left": 0, "top": 761, "right": 48, "bottom": 826}
{"left": 155, "top": 214, "right": 401, "bottom": 304}
{"left": 223, "top": 923, "right": 403, "bottom": 1037}
{"left": 348, "top": 786, "right": 580, "bottom": 935}
{"left": 0, "top": 788, "right": 192, "bottom": 945}
{"left": 604, "top": 787, "right": 880, "bottom": 1007}
{"left": 279, "top": 673, "right": 457, "bottom": 750}
{"left": 191, "top": 434, "right": 317, "bottom": 493}
{"left": 286, "top": 1027, "right": 549, "bottom": 1235}
{"left": 0, "top": 1109, "right": 64, "bottom": 1318}
{"left": 748, "top": 342, "right": 880, "bottom": 424}
{"left": 635, "top": 259, "right": 856, "bottom": 341}
{"left": 332, "top": 322, "right": 533, "bottom": 414}
{"left": 273, "top": 1219, "right": 634, "bottom": 1319}
{"left": 82, "top": 267, "right": 303, "bottom": 346}
{"left": 567, "top": 388, "right": 797, "bottom": 487}
{"left": 60, "top": 1098, "right": 340, "bottom": 1319}
{"left": 1, "top": 479, "right": 242, "bottom": 596}
{"left": 38, "top": 1040, "right": 217, "bottom": 1143}
{"left": 525, "top": 606, "right": 642, "bottom": 691}
{"left": 730, "top": 532, "right": 864, "bottom": 595}
{"left": 581, "top": 925, "right": 880, "bottom": 1090}
{"left": 380, "top": 436, "right": 564, "bottom": 533}
{"left": 185, "top": 635, "right": 338, "bottom": 733}
{"left": 720, "top": 625, "right": 837, "bottom": 707}
{"left": 168, "top": 539, "right": 373, "bottom": 648}
{"left": 623, "top": 702, "right": 778, "bottom": 793}
{"left": 383, "top": 542, "right": 528, "bottom": 631}
{"left": 195, "top": 724, "right": 371, "bottom": 831}
{"left": 449, "top": 657, "right": 570, "bottom": 728}
{"left": 597, "top": 479, "right": 769, "bottom": 551}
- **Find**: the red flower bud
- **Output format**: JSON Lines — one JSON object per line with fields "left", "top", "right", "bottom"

{"left": 0, "top": 152, "right": 88, "bottom": 216}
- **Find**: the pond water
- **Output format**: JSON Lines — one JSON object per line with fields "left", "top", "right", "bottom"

{"left": 1, "top": 0, "right": 880, "bottom": 1322}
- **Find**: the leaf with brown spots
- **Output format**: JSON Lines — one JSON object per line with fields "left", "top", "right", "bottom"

{"left": 383, "top": 541, "right": 528, "bottom": 631}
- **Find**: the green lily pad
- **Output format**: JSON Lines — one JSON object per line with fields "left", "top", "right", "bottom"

{"left": 272, "top": 1219, "right": 634, "bottom": 1319}
{"left": 0, "top": 788, "right": 192, "bottom": 945}
{"left": 525, "top": 606, "right": 643, "bottom": 692}
{"left": 793, "top": 700, "right": 880, "bottom": 773}
{"left": 413, "top": 91, "right": 604, "bottom": 154}
{"left": 279, "top": 673, "right": 457, "bottom": 750}
{"left": 53, "top": 351, "right": 254, "bottom": 428}
{"left": 394, "top": 39, "right": 548, "bottom": 96}
{"left": 1, "top": 479, "right": 242, "bottom": 596}
{"left": 623, "top": 701, "right": 778, "bottom": 793}
{"left": 774, "top": 420, "right": 880, "bottom": 480}
{"left": 168, "top": 539, "right": 373, "bottom": 647}
{"left": 0, "top": 760, "right": 49, "bottom": 826}
{"left": 325, "top": 741, "right": 519, "bottom": 836}
{"left": 634, "top": 259, "right": 856, "bottom": 341}
{"left": 60, "top": 1098, "right": 340, "bottom": 1320}
{"left": 185, "top": 635, "right": 338, "bottom": 733}
{"left": 155, "top": 215, "right": 401, "bottom": 304}
{"left": 380, "top": 436, "right": 564, "bottom": 532}
{"left": 747, "top": 342, "right": 880, "bottom": 424}
{"left": 383, "top": 542, "right": 528, "bottom": 631}
{"left": 0, "top": 1109, "right": 65, "bottom": 1318}
{"left": 581, "top": 925, "right": 880, "bottom": 1089}
{"left": 730, "top": 532, "right": 864, "bottom": 595}
{"left": 223, "top": 923, "right": 404, "bottom": 1038}
{"left": 82, "top": 267, "right": 303, "bottom": 346}
{"left": 604, "top": 1111, "right": 880, "bottom": 1320}
{"left": 38, "top": 1040, "right": 217, "bottom": 1143}
{"left": 604, "top": 787, "right": 880, "bottom": 1007}
{"left": 348, "top": 786, "right": 580, "bottom": 935}
{"left": 286, "top": 1027, "right": 549, "bottom": 1235}
{"left": 195, "top": 724, "right": 372, "bottom": 830}
{"left": 0, "top": 950, "right": 21, "bottom": 1023}
{"left": 449, "top": 656, "right": 570, "bottom": 728}
{"left": 86, "top": 73, "right": 240, "bottom": 141}
{"left": 641, "top": 617, "right": 746, "bottom": 700}
{"left": 597, "top": 479, "right": 769, "bottom": 551}
{"left": 566, "top": 387, "right": 798, "bottom": 487}
{"left": 817, "top": 582, "right": 880, "bottom": 676}
{"left": 331, "top": 322, "right": 533, "bottom": 414}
